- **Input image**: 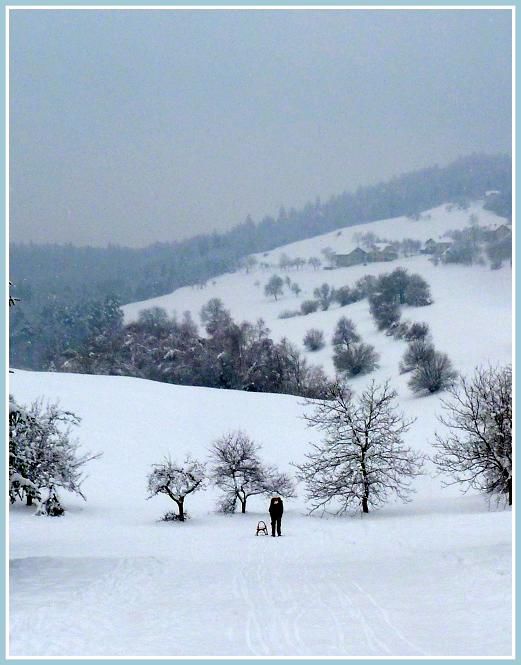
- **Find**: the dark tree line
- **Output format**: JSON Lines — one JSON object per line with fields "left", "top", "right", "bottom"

{"left": 10, "top": 153, "right": 510, "bottom": 369}
{"left": 56, "top": 300, "right": 333, "bottom": 399}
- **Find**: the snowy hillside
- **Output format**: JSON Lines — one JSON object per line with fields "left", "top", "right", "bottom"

{"left": 123, "top": 201, "right": 511, "bottom": 381}
{"left": 9, "top": 371, "right": 512, "bottom": 657}
{"left": 10, "top": 201, "right": 512, "bottom": 658}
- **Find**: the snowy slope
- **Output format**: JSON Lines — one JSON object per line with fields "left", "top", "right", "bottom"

{"left": 10, "top": 201, "right": 512, "bottom": 657}
{"left": 9, "top": 371, "right": 512, "bottom": 657}
{"left": 122, "top": 201, "right": 511, "bottom": 381}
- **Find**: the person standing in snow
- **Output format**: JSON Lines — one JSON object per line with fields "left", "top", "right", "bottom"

{"left": 269, "top": 496, "right": 284, "bottom": 537}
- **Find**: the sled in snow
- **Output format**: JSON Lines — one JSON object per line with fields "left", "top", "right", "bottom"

{"left": 255, "top": 520, "right": 269, "bottom": 536}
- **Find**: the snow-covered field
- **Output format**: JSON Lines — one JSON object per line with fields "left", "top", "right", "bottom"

{"left": 9, "top": 372, "right": 513, "bottom": 657}
{"left": 9, "top": 201, "right": 513, "bottom": 657}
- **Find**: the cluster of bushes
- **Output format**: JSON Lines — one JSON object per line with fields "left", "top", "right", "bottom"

{"left": 369, "top": 268, "right": 432, "bottom": 331}
{"left": 58, "top": 299, "right": 333, "bottom": 399}
{"left": 303, "top": 329, "right": 325, "bottom": 352}
{"left": 287, "top": 278, "right": 371, "bottom": 319}
{"left": 386, "top": 320, "right": 430, "bottom": 342}
{"left": 147, "top": 430, "right": 295, "bottom": 521}
{"left": 331, "top": 317, "right": 379, "bottom": 377}
{"left": 303, "top": 316, "right": 379, "bottom": 378}
{"left": 399, "top": 336, "right": 457, "bottom": 395}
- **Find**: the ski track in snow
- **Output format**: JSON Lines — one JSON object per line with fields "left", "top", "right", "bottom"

{"left": 230, "top": 524, "right": 427, "bottom": 657}
{"left": 10, "top": 515, "right": 511, "bottom": 658}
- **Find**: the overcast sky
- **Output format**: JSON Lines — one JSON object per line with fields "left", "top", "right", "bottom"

{"left": 9, "top": 8, "right": 512, "bottom": 247}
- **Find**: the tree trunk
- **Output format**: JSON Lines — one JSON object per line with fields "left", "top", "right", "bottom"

{"left": 360, "top": 446, "right": 370, "bottom": 514}
{"left": 176, "top": 498, "right": 185, "bottom": 521}
{"left": 508, "top": 478, "right": 512, "bottom": 506}
{"left": 26, "top": 495, "right": 33, "bottom": 506}
{"left": 240, "top": 499, "right": 246, "bottom": 513}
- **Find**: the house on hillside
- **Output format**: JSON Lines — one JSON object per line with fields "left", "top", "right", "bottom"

{"left": 493, "top": 224, "right": 512, "bottom": 242}
{"left": 422, "top": 239, "right": 452, "bottom": 255}
{"left": 333, "top": 247, "right": 369, "bottom": 268}
{"left": 368, "top": 245, "right": 399, "bottom": 262}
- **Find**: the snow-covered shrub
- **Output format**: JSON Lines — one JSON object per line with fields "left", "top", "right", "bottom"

{"left": 399, "top": 339, "right": 435, "bottom": 374}
{"left": 35, "top": 487, "right": 64, "bottom": 517}
{"left": 333, "top": 342, "right": 379, "bottom": 377}
{"left": 278, "top": 309, "right": 301, "bottom": 319}
{"left": 147, "top": 456, "right": 207, "bottom": 522}
{"left": 369, "top": 294, "right": 401, "bottom": 330}
{"left": 408, "top": 351, "right": 458, "bottom": 395}
{"left": 433, "top": 365, "right": 512, "bottom": 505}
{"left": 303, "top": 329, "right": 325, "bottom": 352}
{"left": 387, "top": 320, "right": 410, "bottom": 339}
{"left": 404, "top": 321, "right": 431, "bottom": 342}
{"left": 332, "top": 286, "right": 358, "bottom": 307}
{"left": 300, "top": 299, "right": 320, "bottom": 315}
{"left": 9, "top": 396, "right": 101, "bottom": 513}
{"left": 216, "top": 493, "right": 237, "bottom": 514}
{"left": 161, "top": 510, "right": 190, "bottom": 522}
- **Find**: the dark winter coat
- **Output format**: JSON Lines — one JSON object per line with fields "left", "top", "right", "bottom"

{"left": 269, "top": 497, "right": 284, "bottom": 519}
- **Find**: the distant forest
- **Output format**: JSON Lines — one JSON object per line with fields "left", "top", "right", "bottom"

{"left": 10, "top": 152, "right": 511, "bottom": 370}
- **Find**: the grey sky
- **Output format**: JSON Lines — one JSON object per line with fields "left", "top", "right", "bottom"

{"left": 10, "top": 8, "right": 512, "bottom": 247}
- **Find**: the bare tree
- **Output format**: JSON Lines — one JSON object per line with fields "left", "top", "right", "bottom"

{"left": 433, "top": 365, "right": 512, "bottom": 505}
{"left": 147, "top": 456, "right": 207, "bottom": 521}
{"left": 210, "top": 431, "right": 295, "bottom": 513}
{"left": 294, "top": 381, "right": 423, "bottom": 514}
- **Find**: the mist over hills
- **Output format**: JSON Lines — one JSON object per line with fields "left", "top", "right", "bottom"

{"left": 10, "top": 153, "right": 511, "bottom": 371}
{"left": 10, "top": 153, "right": 510, "bottom": 306}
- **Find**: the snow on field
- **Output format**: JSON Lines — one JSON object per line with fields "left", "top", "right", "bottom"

{"left": 10, "top": 201, "right": 512, "bottom": 657}
{"left": 9, "top": 370, "right": 512, "bottom": 657}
